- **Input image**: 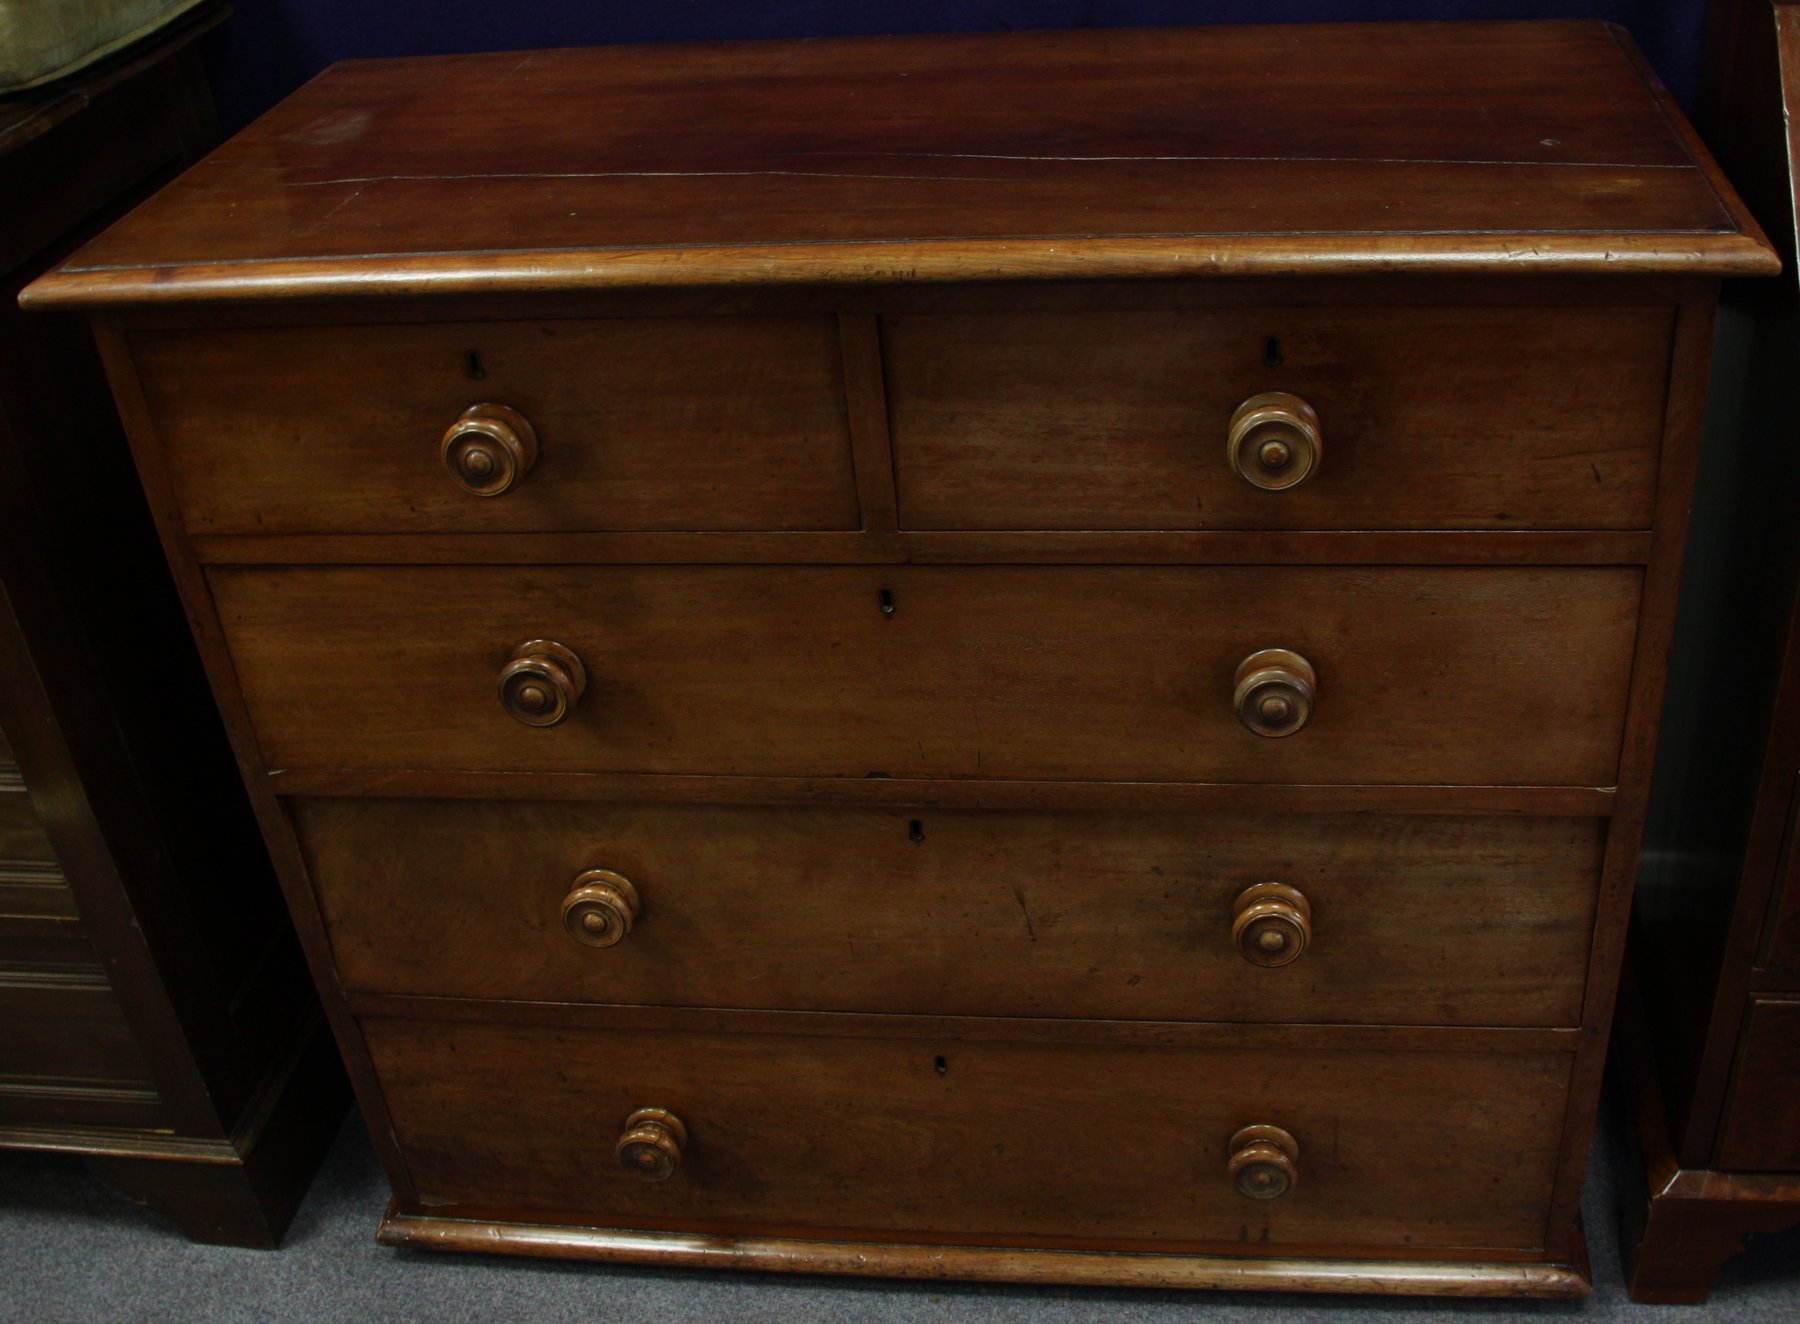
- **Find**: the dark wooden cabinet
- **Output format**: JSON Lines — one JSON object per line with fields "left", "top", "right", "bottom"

{"left": 1616, "top": 0, "right": 1800, "bottom": 1303}
{"left": 0, "top": 8, "right": 346, "bottom": 1246}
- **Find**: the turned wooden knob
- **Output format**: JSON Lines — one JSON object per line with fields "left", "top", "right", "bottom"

{"left": 498, "top": 639, "right": 586, "bottom": 727}
{"left": 1227, "top": 1124, "right": 1300, "bottom": 1200}
{"left": 1233, "top": 647, "right": 1316, "bottom": 738}
{"left": 561, "top": 869, "right": 640, "bottom": 947}
{"left": 441, "top": 402, "right": 539, "bottom": 496}
{"left": 1228, "top": 391, "right": 1321, "bottom": 490}
{"left": 1232, "top": 883, "right": 1313, "bottom": 967}
{"left": 616, "top": 1107, "right": 687, "bottom": 1182}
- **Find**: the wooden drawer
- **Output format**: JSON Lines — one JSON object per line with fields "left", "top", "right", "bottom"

{"left": 0, "top": 974, "right": 154, "bottom": 1087}
{"left": 300, "top": 799, "right": 1603, "bottom": 1027}
{"left": 1, "top": 786, "right": 56, "bottom": 862}
{"left": 365, "top": 1015, "right": 1572, "bottom": 1252}
{"left": 215, "top": 565, "right": 1639, "bottom": 786}
{"left": 885, "top": 305, "right": 1671, "bottom": 531}
{"left": 1718, "top": 999, "right": 1800, "bottom": 1173}
{"left": 131, "top": 317, "right": 861, "bottom": 534}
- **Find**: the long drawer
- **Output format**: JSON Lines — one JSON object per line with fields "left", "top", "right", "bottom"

{"left": 131, "top": 317, "right": 862, "bottom": 534}
{"left": 214, "top": 565, "right": 1640, "bottom": 786}
{"left": 0, "top": 975, "right": 154, "bottom": 1088}
{"left": 885, "top": 304, "right": 1672, "bottom": 531}
{"left": 299, "top": 799, "right": 1603, "bottom": 1027}
{"left": 365, "top": 1014, "right": 1573, "bottom": 1252}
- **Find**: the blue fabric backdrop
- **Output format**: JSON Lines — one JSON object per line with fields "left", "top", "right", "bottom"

{"left": 204, "top": 2, "right": 1708, "bottom": 134}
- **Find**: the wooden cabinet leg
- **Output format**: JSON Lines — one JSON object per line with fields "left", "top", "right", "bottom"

{"left": 1624, "top": 1185, "right": 1800, "bottom": 1304}
{"left": 85, "top": 1153, "right": 285, "bottom": 1248}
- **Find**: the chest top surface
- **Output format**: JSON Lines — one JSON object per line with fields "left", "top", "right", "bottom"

{"left": 21, "top": 20, "right": 1777, "bottom": 307}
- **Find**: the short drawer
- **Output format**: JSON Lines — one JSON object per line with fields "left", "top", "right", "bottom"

{"left": 365, "top": 1015, "right": 1572, "bottom": 1252}
{"left": 300, "top": 799, "right": 1603, "bottom": 1027}
{"left": 1718, "top": 999, "right": 1800, "bottom": 1172}
{"left": 214, "top": 564, "right": 1640, "bottom": 786}
{"left": 885, "top": 305, "right": 1671, "bottom": 530}
{"left": 131, "top": 317, "right": 861, "bottom": 534}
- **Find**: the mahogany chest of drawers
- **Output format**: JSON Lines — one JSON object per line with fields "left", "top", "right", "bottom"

{"left": 22, "top": 21, "right": 1777, "bottom": 1295}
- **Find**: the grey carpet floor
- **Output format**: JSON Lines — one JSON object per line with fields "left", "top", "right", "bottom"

{"left": 3, "top": 1083, "right": 1798, "bottom": 1323}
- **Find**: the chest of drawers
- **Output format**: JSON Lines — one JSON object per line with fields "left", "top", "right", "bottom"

{"left": 22, "top": 21, "right": 1777, "bottom": 1296}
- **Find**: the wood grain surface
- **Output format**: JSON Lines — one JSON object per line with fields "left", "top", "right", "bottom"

{"left": 364, "top": 1013, "right": 1572, "bottom": 1252}
{"left": 132, "top": 316, "right": 861, "bottom": 535}
{"left": 18, "top": 22, "right": 1775, "bottom": 307}
{"left": 295, "top": 798, "right": 1604, "bottom": 1026}
{"left": 887, "top": 304, "right": 1671, "bottom": 531}
{"left": 211, "top": 564, "right": 1641, "bottom": 787}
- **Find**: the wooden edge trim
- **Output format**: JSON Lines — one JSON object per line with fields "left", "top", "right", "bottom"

{"left": 0, "top": 1124, "right": 236, "bottom": 1163}
{"left": 346, "top": 992, "right": 1582, "bottom": 1053}
{"left": 1607, "top": 23, "right": 1782, "bottom": 270}
{"left": 107, "top": 275, "right": 1704, "bottom": 330}
{"left": 20, "top": 233, "right": 1779, "bottom": 310}
{"left": 375, "top": 1210, "right": 1592, "bottom": 1297}
{"left": 186, "top": 529, "right": 1656, "bottom": 567}
{"left": 265, "top": 769, "right": 1618, "bottom": 816}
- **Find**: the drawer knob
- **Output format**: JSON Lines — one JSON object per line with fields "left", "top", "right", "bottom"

{"left": 561, "top": 869, "right": 640, "bottom": 947}
{"left": 1231, "top": 883, "right": 1313, "bottom": 967}
{"left": 616, "top": 1106, "right": 687, "bottom": 1182}
{"left": 1228, "top": 391, "right": 1321, "bottom": 490}
{"left": 1227, "top": 1123, "right": 1300, "bottom": 1200}
{"left": 441, "top": 402, "right": 539, "bottom": 496}
{"left": 498, "top": 639, "right": 587, "bottom": 727}
{"left": 1233, "top": 647, "right": 1316, "bottom": 738}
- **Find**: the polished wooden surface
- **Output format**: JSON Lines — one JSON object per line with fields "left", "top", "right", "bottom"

{"left": 296, "top": 799, "right": 1603, "bottom": 1026}
{"left": 18, "top": 23, "right": 1775, "bottom": 307}
{"left": 378, "top": 1212, "right": 1591, "bottom": 1296}
{"left": 363, "top": 1014, "right": 1571, "bottom": 1252}
{"left": 132, "top": 317, "right": 860, "bottom": 534}
{"left": 887, "top": 304, "right": 1671, "bottom": 531}
{"left": 211, "top": 565, "right": 1640, "bottom": 786}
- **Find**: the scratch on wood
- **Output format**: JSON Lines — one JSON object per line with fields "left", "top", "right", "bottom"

{"left": 1012, "top": 887, "right": 1037, "bottom": 942}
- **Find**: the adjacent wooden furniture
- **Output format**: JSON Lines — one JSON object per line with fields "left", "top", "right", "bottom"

{"left": 23, "top": 21, "right": 1776, "bottom": 1293}
{"left": 0, "top": 7, "right": 346, "bottom": 1246}
{"left": 1616, "top": 0, "right": 1800, "bottom": 1302}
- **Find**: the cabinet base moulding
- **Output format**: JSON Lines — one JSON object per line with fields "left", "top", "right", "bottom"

{"left": 376, "top": 1209, "right": 1592, "bottom": 1298}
